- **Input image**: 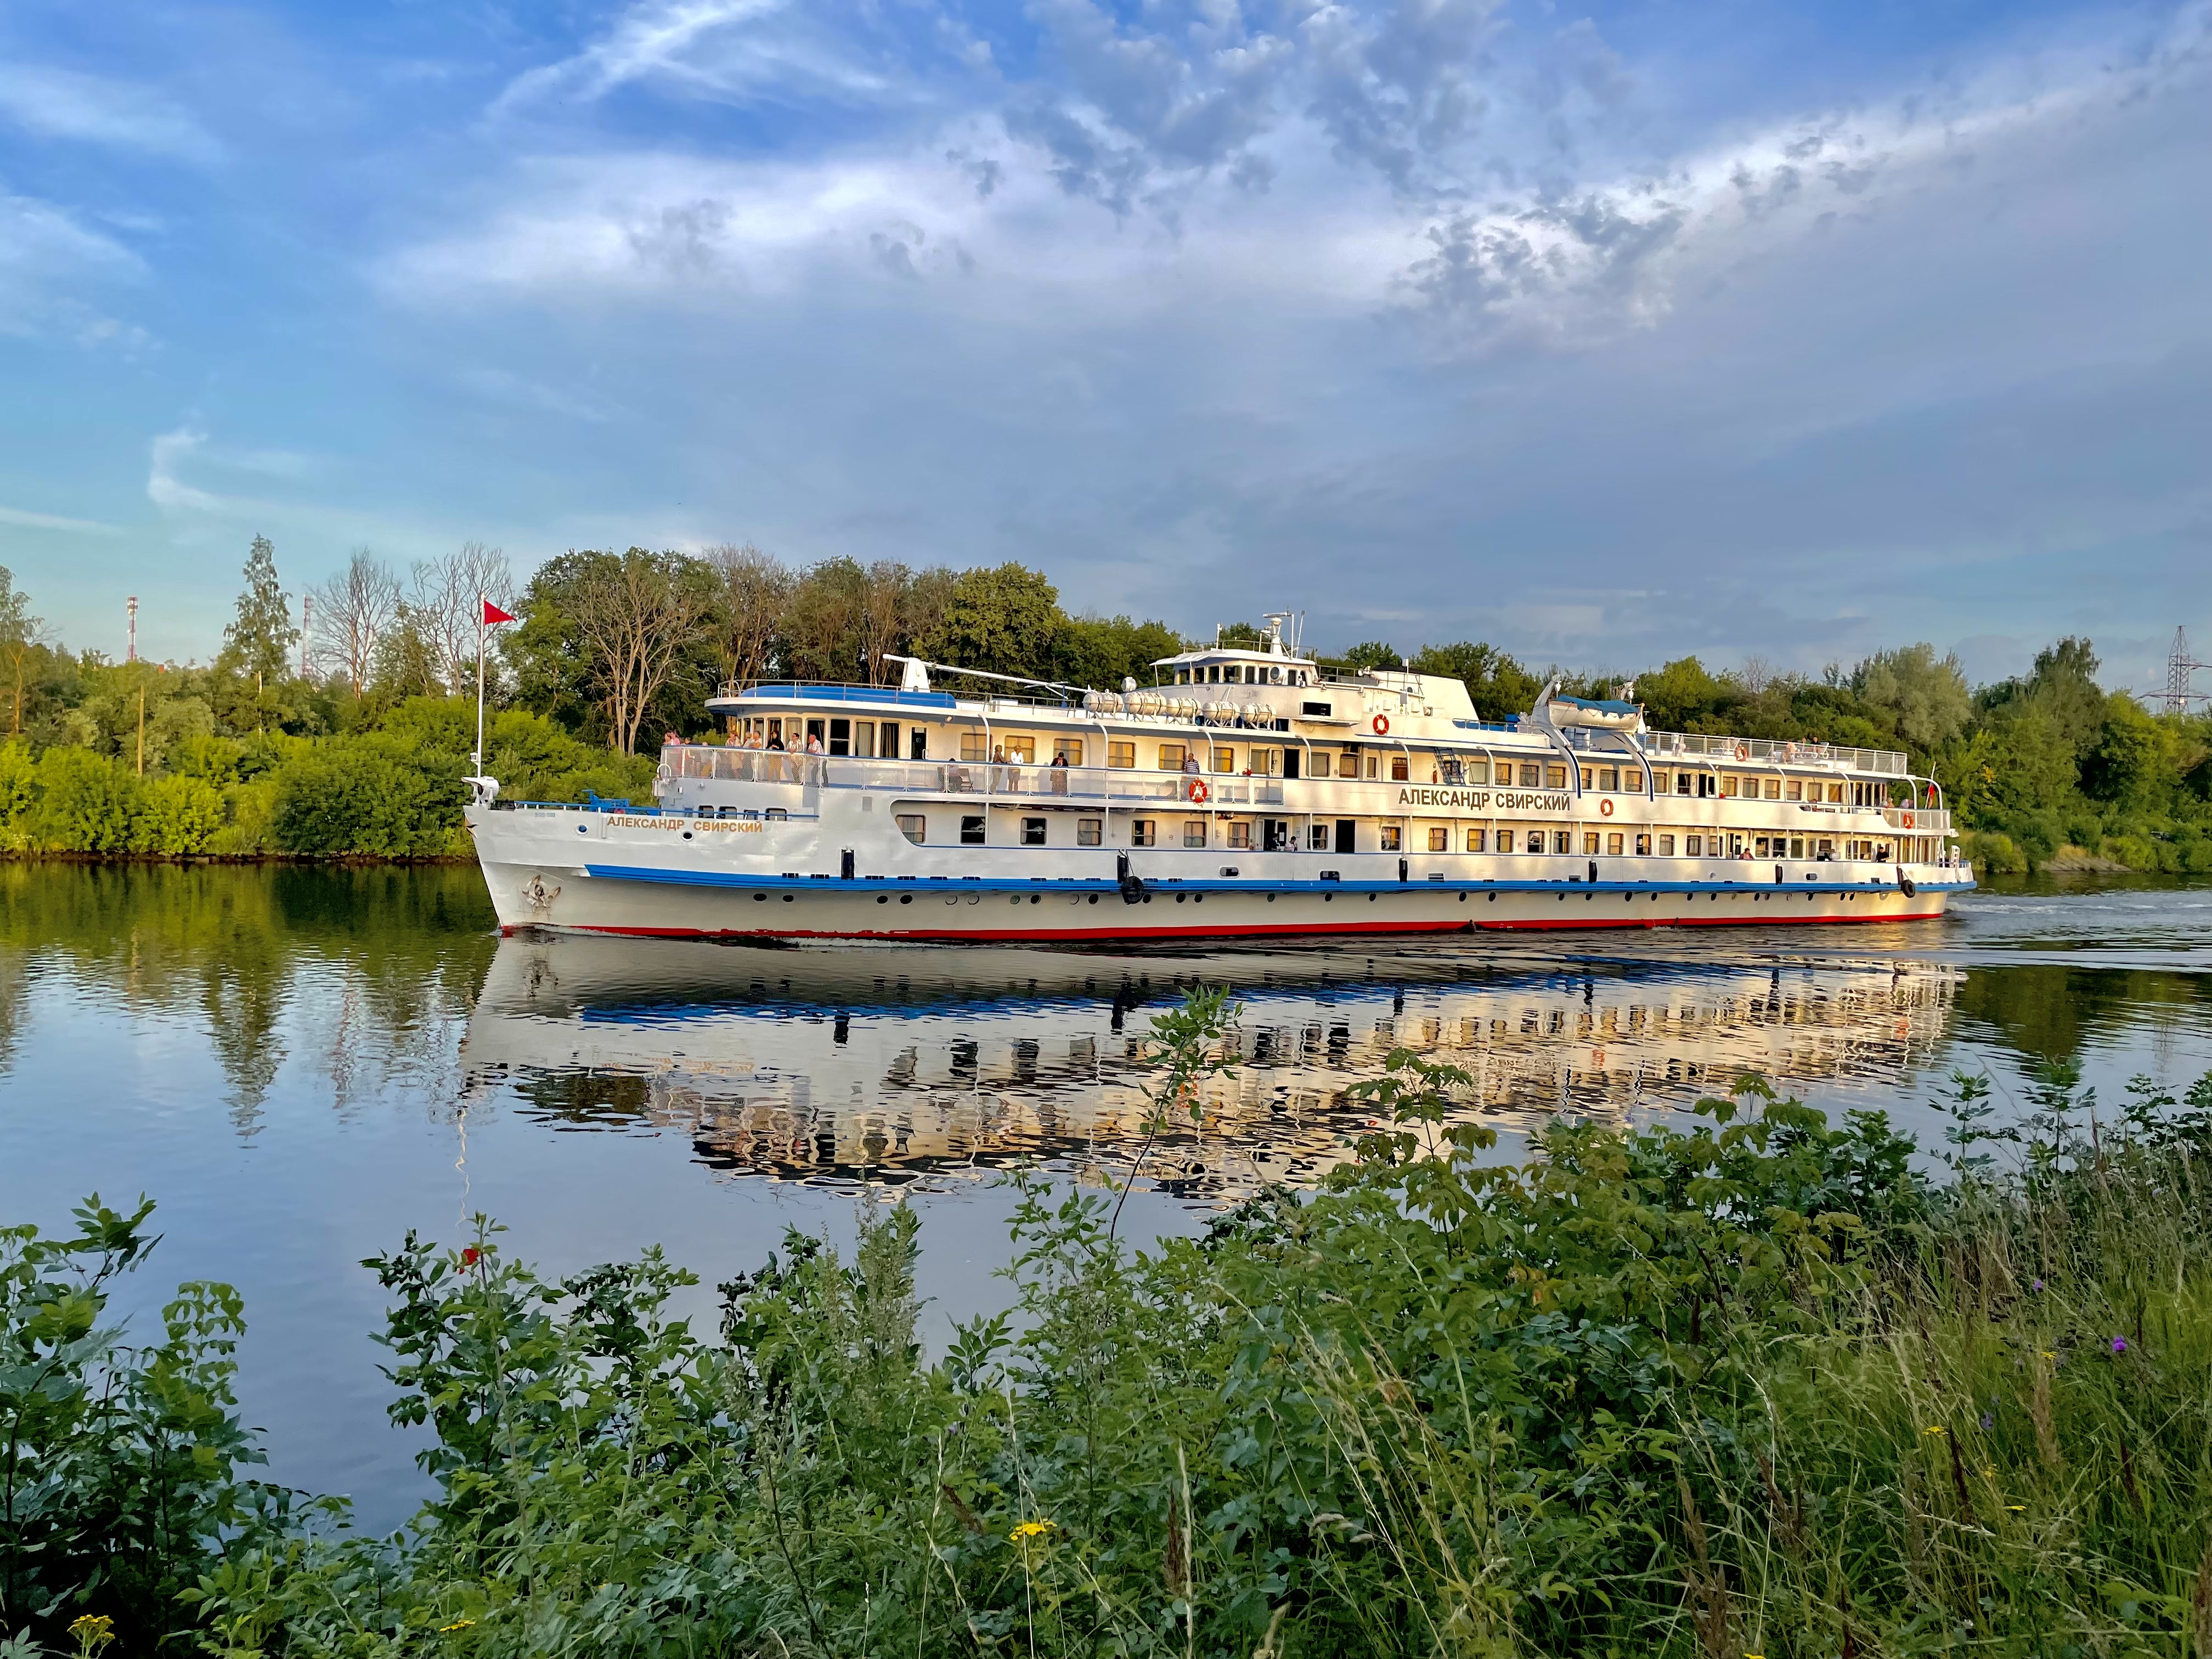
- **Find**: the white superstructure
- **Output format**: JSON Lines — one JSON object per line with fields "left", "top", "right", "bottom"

{"left": 465, "top": 618, "right": 1972, "bottom": 940}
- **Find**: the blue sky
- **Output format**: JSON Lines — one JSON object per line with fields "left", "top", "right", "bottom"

{"left": 1, "top": 0, "right": 2206, "bottom": 690}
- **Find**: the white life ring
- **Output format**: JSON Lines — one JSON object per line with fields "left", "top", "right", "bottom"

{"left": 1598, "top": 798, "right": 1613, "bottom": 817}
{"left": 1187, "top": 777, "right": 1210, "bottom": 804}
{"left": 1372, "top": 714, "right": 1390, "bottom": 735}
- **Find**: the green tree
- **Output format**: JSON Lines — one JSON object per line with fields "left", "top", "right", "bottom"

{"left": 914, "top": 563, "right": 1065, "bottom": 680}
{"left": 216, "top": 537, "right": 297, "bottom": 688}
{"left": 1852, "top": 644, "right": 1971, "bottom": 753}
{"left": 2080, "top": 695, "right": 2168, "bottom": 806}
{"left": 1633, "top": 656, "right": 1740, "bottom": 733}
{"left": 1338, "top": 640, "right": 1401, "bottom": 673}
{"left": 506, "top": 551, "right": 723, "bottom": 752}
{"left": 1410, "top": 642, "right": 1541, "bottom": 720}
{"left": 1058, "top": 615, "right": 1184, "bottom": 689}
{"left": 0, "top": 567, "right": 42, "bottom": 737}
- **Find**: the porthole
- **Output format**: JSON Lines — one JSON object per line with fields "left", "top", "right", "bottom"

{"left": 876, "top": 895, "right": 888, "bottom": 905}
{"left": 1458, "top": 893, "right": 1466, "bottom": 903}
{"left": 1488, "top": 893, "right": 1497, "bottom": 902}
{"left": 1193, "top": 895, "right": 1203, "bottom": 904}
{"left": 1368, "top": 894, "right": 1377, "bottom": 903}
{"left": 782, "top": 894, "right": 794, "bottom": 903}
{"left": 900, "top": 894, "right": 912, "bottom": 905}
{"left": 1029, "top": 894, "right": 1041, "bottom": 905}
{"left": 1324, "top": 894, "right": 1333, "bottom": 902}
{"left": 1010, "top": 896, "right": 1022, "bottom": 906}
{"left": 1142, "top": 893, "right": 1153, "bottom": 904}
{"left": 1176, "top": 893, "right": 1187, "bottom": 904}
{"left": 681, "top": 830, "right": 692, "bottom": 840}
{"left": 754, "top": 893, "right": 768, "bottom": 902}
{"left": 577, "top": 824, "right": 589, "bottom": 834}
{"left": 1267, "top": 894, "right": 1276, "bottom": 902}
{"left": 1087, "top": 894, "right": 1098, "bottom": 904}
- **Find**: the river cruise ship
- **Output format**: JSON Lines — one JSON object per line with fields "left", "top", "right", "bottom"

{"left": 464, "top": 618, "right": 1971, "bottom": 940}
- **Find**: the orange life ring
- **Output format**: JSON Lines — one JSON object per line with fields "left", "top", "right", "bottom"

{"left": 1187, "top": 777, "right": 1210, "bottom": 804}
{"left": 1734, "top": 743, "right": 1750, "bottom": 761}
{"left": 1372, "top": 714, "right": 1390, "bottom": 735}
{"left": 1598, "top": 798, "right": 1613, "bottom": 817}
{"left": 1901, "top": 811, "right": 1915, "bottom": 829}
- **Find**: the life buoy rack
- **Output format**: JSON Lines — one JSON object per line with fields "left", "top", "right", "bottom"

{"left": 1187, "top": 777, "right": 1210, "bottom": 804}
{"left": 1372, "top": 714, "right": 1391, "bottom": 735}
{"left": 1734, "top": 743, "right": 1750, "bottom": 761}
{"left": 1598, "top": 798, "right": 1613, "bottom": 817}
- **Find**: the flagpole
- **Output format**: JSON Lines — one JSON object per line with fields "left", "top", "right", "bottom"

{"left": 474, "top": 594, "right": 487, "bottom": 775}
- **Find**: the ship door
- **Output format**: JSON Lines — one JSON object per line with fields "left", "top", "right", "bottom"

{"left": 1282, "top": 749, "right": 1300, "bottom": 779}
{"left": 1334, "top": 820, "right": 1356, "bottom": 855}
{"left": 805, "top": 718, "right": 826, "bottom": 749}
{"left": 828, "top": 718, "right": 851, "bottom": 756}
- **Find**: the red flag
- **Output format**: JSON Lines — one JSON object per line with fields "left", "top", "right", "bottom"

{"left": 482, "top": 599, "right": 517, "bottom": 625}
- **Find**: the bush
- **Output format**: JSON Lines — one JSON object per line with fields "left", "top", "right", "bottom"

{"left": 30, "top": 748, "right": 139, "bottom": 853}
{"left": 0, "top": 1197, "right": 285, "bottom": 1650}
{"left": 1960, "top": 827, "right": 2027, "bottom": 873}
{"left": 269, "top": 746, "right": 462, "bottom": 857}
{"left": 131, "top": 775, "right": 225, "bottom": 855}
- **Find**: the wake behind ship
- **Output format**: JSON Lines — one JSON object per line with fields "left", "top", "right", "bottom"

{"left": 464, "top": 614, "right": 1971, "bottom": 940}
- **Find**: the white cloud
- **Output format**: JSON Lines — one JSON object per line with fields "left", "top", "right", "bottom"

{"left": 0, "top": 64, "right": 219, "bottom": 161}
{"left": 0, "top": 190, "right": 145, "bottom": 337}
{"left": 146, "top": 428, "right": 227, "bottom": 513}
{"left": 0, "top": 504, "right": 122, "bottom": 534}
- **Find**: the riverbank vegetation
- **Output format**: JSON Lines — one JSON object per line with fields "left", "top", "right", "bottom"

{"left": 6, "top": 990, "right": 2212, "bottom": 1657}
{"left": 2, "top": 540, "right": 2205, "bottom": 866}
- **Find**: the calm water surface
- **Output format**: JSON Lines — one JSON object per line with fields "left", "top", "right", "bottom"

{"left": 5, "top": 862, "right": 2212, "bottom": 1527}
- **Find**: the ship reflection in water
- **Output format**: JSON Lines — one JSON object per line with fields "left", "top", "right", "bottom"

{"left": 460, "top": 934, "right": 1959, "bottom": 1199}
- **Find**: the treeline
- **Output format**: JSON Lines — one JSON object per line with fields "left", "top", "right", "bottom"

{"left": 9, "top": 996, "right": 2212, "bottom": 1656}
{"left": 3, "top": 538, "right": 2206, "bottom": 868}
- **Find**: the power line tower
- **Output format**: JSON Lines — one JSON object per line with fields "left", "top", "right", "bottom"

{"left": 126, "top": 595, "right": 138, "bottom": 663}
{"left": 2156, "top": 627, "right": 2212, "bottom": 713}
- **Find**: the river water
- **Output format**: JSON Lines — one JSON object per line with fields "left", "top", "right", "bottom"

{"left": 5, "top": 862, "right": 2211, "bottom": 1528}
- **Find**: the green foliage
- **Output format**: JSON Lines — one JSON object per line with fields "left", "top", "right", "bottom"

{"left": 132, "top": 776, "right": 225, "bottom": 855}
{"left": 1852, "top": 641, "right": 1972, "bottom": 749}
{"left": 1058, "top": 614, "right": 1186, "bottom": 690}
{"left": 30, "top": 749, "right": 139, "bottom": 854}
{"left": 1336, "top": 640, "right": 1401, "bottom": 672}
{"left": 215, "top": 538, "right": 298, "bottom": 692}
{"left": 0, "top": 1197, "right": 284, "bottom": 1651}
{"left": 916, "top": 562, "right": 1068, "bottom": 679}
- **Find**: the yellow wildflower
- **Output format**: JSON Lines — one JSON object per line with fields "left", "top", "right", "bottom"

{"left": 1010, "top": 1519, "right": 1057, "bottom": 1543}
{"left": 67, "top": 1615, "right": 116, "bottom": 1656}
{"left": 438, "top": 1618, "right": 477, "bottom": 1632}
{"left": 1923, "top": 1426, "right": 1945, "bottom": 1436}
{"left": 2007, "top": 1504, "right": 2026, "bottom": 1512}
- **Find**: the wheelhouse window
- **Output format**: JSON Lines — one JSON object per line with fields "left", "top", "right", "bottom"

{"left": 1132, "top": 820, "right": 1156, "bottom": 847}
{"left": 1108, "top": 741, "right": 1135, "bottom": 769}
{"left": 896, "top": 814, "right": 925, "bottom": 844}
{"left": 1077, "top": 818, "right": 1103, "bottom": 846}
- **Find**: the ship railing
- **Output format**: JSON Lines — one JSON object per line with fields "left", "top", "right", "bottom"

{"left": 1641, "top": 729, "right": 1909, "bottom": 776}
{"left": 1880, "top": 806, "right": 1951, "bottom": 834}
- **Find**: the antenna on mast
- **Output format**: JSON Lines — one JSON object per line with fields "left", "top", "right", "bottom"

{"left": 125, "top": 596, "right": 138, "bottom": 663}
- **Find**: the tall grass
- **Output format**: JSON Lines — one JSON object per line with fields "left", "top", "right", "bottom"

{"left": 8, "top": 1002, "right": 2212, "bottom": 1657}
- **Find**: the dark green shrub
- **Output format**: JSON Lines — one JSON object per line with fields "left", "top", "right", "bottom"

{"left": 30, "top": 749, "right": 138, "bottom": 853}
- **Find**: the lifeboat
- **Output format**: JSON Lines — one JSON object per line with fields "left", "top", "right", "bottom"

{"left": 1544, "top": 696, "right": 1642, "bottom": 732}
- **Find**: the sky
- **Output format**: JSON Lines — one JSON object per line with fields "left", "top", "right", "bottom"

{"left": 0, "top": 0, "right": 2207, "bottom": 692}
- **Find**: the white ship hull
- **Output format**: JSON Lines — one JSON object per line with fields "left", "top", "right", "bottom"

{"left": 467, "top": 800, "right": 1963, "bottom": 941}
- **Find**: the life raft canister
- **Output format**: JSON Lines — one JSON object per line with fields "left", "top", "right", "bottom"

{"left": 1187, "top": 777, "right": 1210, "bottom": 804}
{"left": 1598, "top": 798, "right": 1614, "bottom": 817}
{"left": 1372, "top": 714, "right": 1390, "bottom": 735}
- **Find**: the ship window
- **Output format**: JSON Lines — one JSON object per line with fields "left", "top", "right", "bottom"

{"left": 1206, "top": 665, "right": 1221, "bottom": 683}
{"left": 1000, "top": 735, "right": 1036, "bottom": 764}
{"left": 1545, "top": 765, "right": 1568, "bottom": 789}
{"left": 1462, "top": 759, "right": 1487, "bottom": 784}
{"left": 1132, "top": 820, "right": 1156, "bottom": 847}
{"left": 1827, "top": 783, "right": 1845, "bottom": 803}
{"left": 1607, "top": 833, "right": 1624, "bottom": 856}
{"left": 1789, "top": 837, "right": 1804, "bottom": 858}
{"left": 1599, "top": 766, "right": 1619, "bottom": 791}
{"left": 1365, "top": 753, "right": 1380, "bottom": 780}
{"left": 1301, "top": 701, "right": 1332, "bottom": 717}
{"left": 1105, "top": 741, "right": 1135, "bottom": 769}
{"left": 1551, "top": 830, "right": 1572, "bottom": 855}
{"left": 1580, "top": 766, "right": 1596, "bottom": 791}
{"left": 1786, "top": 778, "right": 1803, "bottom": 801}
{"left": 1226, "top": 820, "right": 1251, "bottom": 849}
{"left": 1379, "top": 825, "right": 1402, "bottom": 851}
{"left": 896, "top": 814, "right": 925, "bottom": 844}
{"left": 1648, "top": 770, "right": 1666, "bottom": 793}
{"left": 1524, "top": 829, "right": 1543, "bottom": 854}
{"left": 1428, "top": 826, "right": 1449, "bottom": 851}
{"left": 828, "top": 718, "right": 851, "bottom": 757}
{"left": 1763, "top": 777, "right": 1781, "bottom": 800}
{"left": 1700, "top": 774, "right": 1718, "bottom": 798}
{"left": 908, "top": 727, "right": 925, "bottom": 760}
{"left": 1721, "top": 775, "right": 1740, "bottom": 797}
{"left": 1583, "top": 832, "right": 1601, "bottom": 855}
{"left": 1213, "top": 747, "right": 1235, "bottom": 773}
{"left": 1249, "top": 748, "right": 1282, "bottom": 777}
{"left": 1657, "top": 834, "right": 1674, "bottom": 855}
{"left": 1677, "top": 772, "right": 1694, "bottom": 796}
{"left": 1634, "top": 833, "right": 1650, "bottom": 855}
{"left": 1077, "top": 817, "right": 1102, "bottom": 846}
{"left": 1516, "top": 763, "right": 1538, "bottom": 787}
{"left": 1686, "top": 834, "right": 1703, "bottom": 856}
{"left": 1054, "top": 738, "right": 1084, "bottom": 767}
{"left": 960, "top": 815, "right": 985, "bottom": 845}
{"left": 1466, "top": 827, "right": 1487, "bottom": 852}
{"left": 806, "top": 719, "right": 826, "bottom": 748}
{"left": 1390, "top": 755, "right": 1409, "bottom": 781}
{"left": 1157, "top": 743, "right": 1186, "bottom": 770}
{"left": 961, "top": 732, "right": 988, "bottom": 763}
{"left": 1183, "top": 819, "right": 1207, "bottom": 847}
{"left": 851, "top": 721, "right": 874, "bottom": 758}
{"left": 1754, "top": 837, "right": 1771, "bottom": 857}
{"left": 1309, "top": 823, "right": 1329, "bottom": 850}
{"left": 1021, "top": 817, "right": 1046, "bottom": 846}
